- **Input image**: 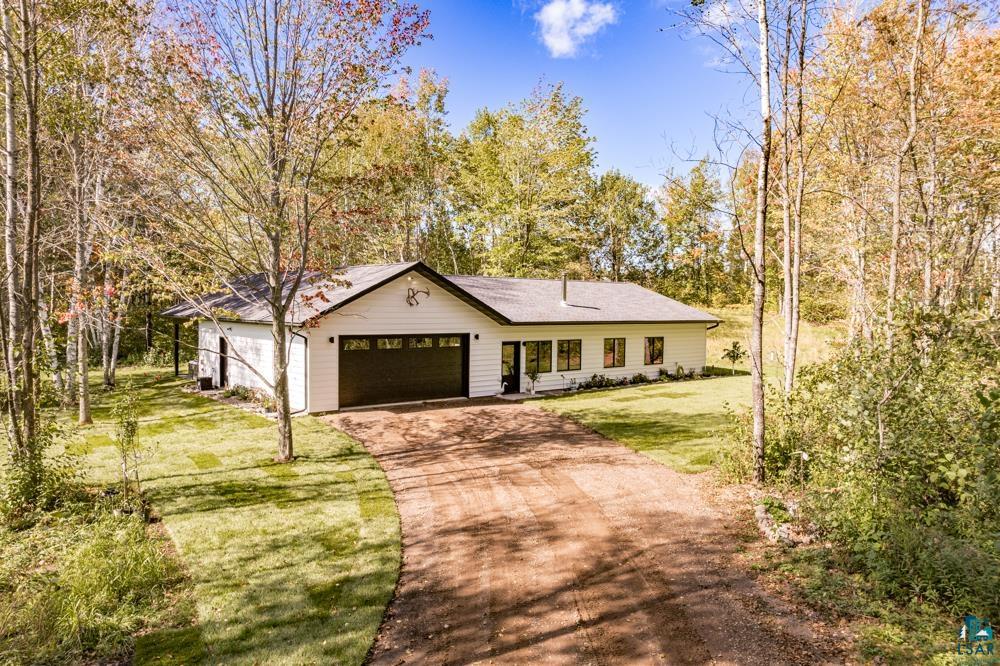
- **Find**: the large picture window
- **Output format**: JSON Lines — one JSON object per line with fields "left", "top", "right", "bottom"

{"left": 644, "top": 337, "right": 664, "bottom": 365}
{"left": 604, "top": 338, "right": 625, "bottom": 368}
{"left": 557, "top": 339, "right": 581, "bottom": 371}
{"left": 525, "top": 340, "right": 552, "bottom": 374}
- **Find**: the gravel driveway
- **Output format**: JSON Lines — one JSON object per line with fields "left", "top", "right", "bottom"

{"left": 327, "top": 401, "right": 837, "bottom": 665}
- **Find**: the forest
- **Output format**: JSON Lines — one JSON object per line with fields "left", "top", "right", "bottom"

{"left": 0, "top": 0, "right": 998, "bottom": 662}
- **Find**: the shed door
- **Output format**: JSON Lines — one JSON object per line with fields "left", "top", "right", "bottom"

{"left": 339, "top": 334, "right": 468, "bottom": 408}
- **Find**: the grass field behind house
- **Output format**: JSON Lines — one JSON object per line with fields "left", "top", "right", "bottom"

{"left": 545, "top": 307, "right": 845, "bottom": 473}
{"left": 69, "top": 370, "right": 400, "bottom": 665}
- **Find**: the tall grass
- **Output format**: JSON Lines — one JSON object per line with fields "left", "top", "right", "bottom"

{"left": 0, "top": 510, "right": 184, "bottom": 664}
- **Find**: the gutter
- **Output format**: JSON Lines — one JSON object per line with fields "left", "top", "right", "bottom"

{"left": 289, "top": 326, "right": 309, "bottom": 415}
{"left": 707, "top": 322, "right": 720, "bottom": 331}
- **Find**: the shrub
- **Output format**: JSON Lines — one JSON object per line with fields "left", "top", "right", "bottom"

{"left": 1, "top": 421, "right": 81, "bottom": 528}
{"left": 630, "top": 373, "right": 650, "bottom": 385}
{"left": 724, "top": 309, "right": 1000, "bottom": 617}
{"left": 221, "top": 384, "right": 255, "bottom": 400}
{"left": 578, "top": 374, "right": 615, "bottom": 390}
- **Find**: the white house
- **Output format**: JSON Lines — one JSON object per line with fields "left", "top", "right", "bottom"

{"left": 163, "top": 262, "right": 719, "bottom": 413}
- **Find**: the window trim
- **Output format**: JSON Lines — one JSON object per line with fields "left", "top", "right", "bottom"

{"left": 524, "top": 340, "right": 552, "bottom": 374}
{"left": 556, "top": 339, "right": 582, "bottom": 372}
{"left": 603, "top": 337, "right": 626, "bottom": 368}
{"left": 644, "top": 336, "right": 664, "bottom": 366}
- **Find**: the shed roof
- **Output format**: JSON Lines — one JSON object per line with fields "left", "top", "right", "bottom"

{"left": 161, "top": 261, "right": 719, "bottom": 326}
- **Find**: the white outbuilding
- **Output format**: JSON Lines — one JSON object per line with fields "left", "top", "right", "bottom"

{"left": 163, "top": 261, "right": 719, "bottom": 412}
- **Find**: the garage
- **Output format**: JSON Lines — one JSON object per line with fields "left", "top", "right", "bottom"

{"left": 339, "top": 333, "right": 469, "bottom": 408}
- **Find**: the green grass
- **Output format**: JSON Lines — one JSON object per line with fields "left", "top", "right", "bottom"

{"left": 542, "top": 376, "right": 751, "bottom": 473}
{"left": 69, "top": 369, "right": 400, "bottom": 665}
{"left": 707, "top": 305, "right": 845, "bottom": 376}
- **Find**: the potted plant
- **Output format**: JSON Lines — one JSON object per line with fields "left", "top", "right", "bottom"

{"left": 526, "top": 370, "right": 540, "bottom": 395}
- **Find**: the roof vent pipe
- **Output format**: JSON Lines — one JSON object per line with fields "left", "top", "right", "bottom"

{"left": 560, "top": 273, "right": 568, "bottom": 306}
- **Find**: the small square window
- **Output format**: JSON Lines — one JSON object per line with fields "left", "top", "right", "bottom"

{"left": 604, "top": 338, "right": 625, "bottom": 368}
{"left": 343, "top": 338, "right": 369, "bottom": 351}
{"left": 409, "top": 337, "right": 433, "bottom": 349}
{"left": 377, "top": 337, "right": 403, "bottom": 350}
{"left": 438, "top": 336, "right": 462, "bottom": 347}
{"left": 644, "top": 337, "right": 664, "bottom": 365}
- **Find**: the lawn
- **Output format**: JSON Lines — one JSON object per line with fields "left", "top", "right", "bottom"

{"left": 544, "top": 307, "right": 845, "bottom": 473}
{"left": 68, "top": 369, "right": 400, "bottom": 665}
{"left": 542, "top": 375, "right": 751, "bottom": 473}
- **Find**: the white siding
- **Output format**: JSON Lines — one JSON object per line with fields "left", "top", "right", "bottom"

{"left": 197, "top": 320, "right": 307, "bottom": 411}
{"left": 304, "top": 272, "right": 709, "bottom": 412}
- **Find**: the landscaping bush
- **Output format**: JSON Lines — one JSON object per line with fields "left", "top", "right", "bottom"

{"left": 723, "top": 309, "right": 1000, "bottom": 617}
{"left": 578, "top": 374, "right": 616, "bottom": 390}
{"left": 630, "top": 372, "right": 650, "bottom": 385}
{"left": 221, "top": 384, "right": 255, "bottom": 400}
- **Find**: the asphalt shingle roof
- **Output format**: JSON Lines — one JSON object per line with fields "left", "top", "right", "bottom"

{"left": 161, "top": 261, "right": 718, "bottom": 326}
{"left": 447, "top": 275, "right": 718, "bottom": 324}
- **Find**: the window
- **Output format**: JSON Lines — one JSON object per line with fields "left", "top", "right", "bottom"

{"left": 604, "top": 338, "right": 625, "bottom": 368}
{"left": 525, "top": 340, "right": 552, "bottom": 374}
{"left": 343, "top": 338, "right": 369, "bottom": 351}
{"left": 644, "top": 337, "right": 664, "bottom": 365}
{"left": 408, "top": 336, "right": 433, "bottom": 349}
{"left": 438, "top": 336, "right": 461, "bottom": 347}
{"left": 376, "top": 337, "right": 403, "bottom": 350}
{"left": 557, "top": 339, "right": 581, "bottom": 371}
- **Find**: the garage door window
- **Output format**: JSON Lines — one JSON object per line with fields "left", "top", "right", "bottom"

{"left": 439, "top": 336, "right": 462, "bottom": 347}
{"left": 525, "top": 340, "right": 552, "bottom": 374}
{"left": 377, "top": 337, "right": 403, "bottom": 350}
{"left": 409, "top": 336, "right": 433, "bottom": 349}
{"left": 343, "top": 338, "right": 369, "bottom": 351}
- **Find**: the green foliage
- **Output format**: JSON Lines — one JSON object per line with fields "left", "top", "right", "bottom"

{"left": 1, "top": 420, "right": 81, "bottom": 529}
{"left": 729, "top": 309, "right": 1000, "bottom": 617}
{"left": 0, "top": 510, "right": 184, "bottom": 664}
{"left": 112, "top": 382, "right": 147, "bottom": 511}
{"left": 221, "top": 384, "right": 255, "bottom": 400}
{"left": 721, "top": 340, "right": 748, "bottom": 373}
{"left": 630, "top": 372, "right": 651, "bottom": 384}
{"left": 578, "top": 373, "right": 616, "bottom": 389}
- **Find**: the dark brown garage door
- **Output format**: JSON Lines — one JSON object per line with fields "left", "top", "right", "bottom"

{"left": 339, "top": 334, "right": 469, "bottom": 408}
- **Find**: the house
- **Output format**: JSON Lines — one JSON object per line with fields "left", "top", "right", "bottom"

{"left": 162, "top": 261, "right": 720, "bottom": 412}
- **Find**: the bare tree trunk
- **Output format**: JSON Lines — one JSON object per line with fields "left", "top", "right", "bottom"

{"left": 886, "top": 0, "right": 925, "bottom": 348}
{"left": 784, "top": 0, "right": 807, "bottom": 394}
{"left": 3, "top": 4, "right": 17, "bottom": 346}
{"left": 17, "top": 0, "right": 41, "bottom": 449}
{"left": 37, "top": 288, "right": 64, "bottom": 393}
{"left": 780, "top": 2, "right": 793, "bottom": 394}
{"left": 78, "top": 315, "right": 91, "bottom": 424}
{"left": 751, "top": 0, "right": 772, "bottom": 484}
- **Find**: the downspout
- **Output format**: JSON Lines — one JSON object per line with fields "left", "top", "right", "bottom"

{"left": 707, "top": 322, "right": 720, "bottom": 331}
{"left": 289, "top": 326, "right": 309, "bottom": 415}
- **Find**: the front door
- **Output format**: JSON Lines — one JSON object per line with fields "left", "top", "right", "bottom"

{"left": 501, "top": 342, "right": 520, "bottom": 394}
{"left": 218, "top": 337, "right": 228, "bottom": 388}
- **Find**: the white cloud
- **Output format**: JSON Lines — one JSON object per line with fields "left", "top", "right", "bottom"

{"left": 535, "top": 0, "right": 618, "bottom": 58}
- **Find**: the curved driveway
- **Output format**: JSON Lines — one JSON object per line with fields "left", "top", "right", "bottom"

{"left": 327, "top": 401, "right": 834, "bottom": 665}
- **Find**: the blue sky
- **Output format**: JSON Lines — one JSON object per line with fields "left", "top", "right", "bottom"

{"left": 401, "top": 0, "right": 754, "bottom": 189}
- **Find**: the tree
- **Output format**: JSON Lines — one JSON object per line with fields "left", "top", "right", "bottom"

{"left": 721, "top": 340, "right": 748, "bottom": 374}
{"left": 451, "top": 83, "right": 595, "bottom": 277}
{"left": 142, "top": 0, "right": 427, "bottom": 461}
{"left": 587, "top": 170, "right": 657, "bottom": 282}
